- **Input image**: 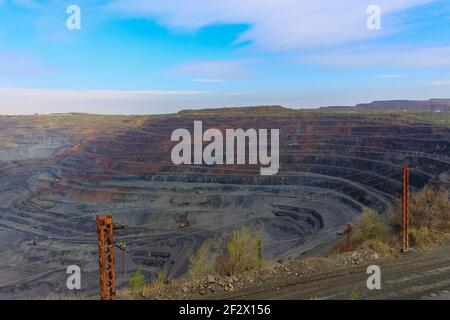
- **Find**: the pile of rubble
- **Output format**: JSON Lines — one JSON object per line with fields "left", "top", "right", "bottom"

{"left": 331, "top": 250, "right": 381, "bottom": 267}
{"left": 123, "top": 249, "right": 382, "bottom": 300}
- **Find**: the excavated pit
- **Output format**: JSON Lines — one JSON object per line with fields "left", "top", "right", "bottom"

{"left": 0, "top": 111, "right": 449, "bottom": 298}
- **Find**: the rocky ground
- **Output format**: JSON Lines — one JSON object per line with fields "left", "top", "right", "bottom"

{"left": 122, "top": 249, "right": 383, "bottom": 300}
{"left": 126, "top": 242, "right": 450, "bottom": 300}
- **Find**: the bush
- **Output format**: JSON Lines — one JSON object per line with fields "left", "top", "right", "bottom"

{"left": 128, "top": 267, "right": 146, "bottom": 291}
{"left": 353, "top": 208, "right": 387, "bottom": 245}
{"left": 223, "top": 226, "right": 262, "bottom": 275}
{"left": 349, "top": 287, "right": 360, "bottom": 300}
{"left": 389, "top": 185, "right": 450, "bottom": 231}
{"left": 187, "top": 242, "right": 216, "bottom": 279}
{"left": 386, "top": 185, "right": 450, "bottom": 251}
{"left": 186, "top": 226, "right": 262, "bottom": 277}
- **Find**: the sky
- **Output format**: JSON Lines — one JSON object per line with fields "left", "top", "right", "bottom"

{"left": 0, "top": 0, "right": 450, "bottom": 114}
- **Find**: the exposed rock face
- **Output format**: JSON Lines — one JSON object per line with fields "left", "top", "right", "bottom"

{"left": 356, "top": 99, "right": 450, "bottom": 111}
{"left": 0, "top": 109, "right": 449, "bottom": 298}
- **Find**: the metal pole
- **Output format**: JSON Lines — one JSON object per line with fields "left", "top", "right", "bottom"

{"left": 347, "top": 224, "right": 353, "bottom": 251}
{"left": 96, "top": 215, "right": 107, "bottom": 300}
{"left": 96, "top": 214, "right": 117, "bottom": 300}
{"left": 402, "top": 165, "right": 409, "bottom": 253}
{"left": 105, "top": 215, "right": 116, "bottom": 299}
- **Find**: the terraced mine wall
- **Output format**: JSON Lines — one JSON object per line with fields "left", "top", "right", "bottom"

{"left": 0, "top": 110, "right": 449, "bottom": 298}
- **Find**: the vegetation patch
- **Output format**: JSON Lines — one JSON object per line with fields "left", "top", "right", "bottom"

{"left": 187, "top": 226, "right": 262, "bottom": 277}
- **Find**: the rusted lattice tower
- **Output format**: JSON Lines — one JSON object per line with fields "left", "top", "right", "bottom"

{"left": 402, "top": 165, "right": 410, "bottom": 253}
{"left": 337, "top": 223, "right": 353, "bottom": 252}
{"left": 347, "top": 224, "right": 353, "bottom": 251}
{"left": 96, "top": 214, "right": 116, "bottom": 300}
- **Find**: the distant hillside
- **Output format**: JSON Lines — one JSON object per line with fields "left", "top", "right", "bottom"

{"left": 177, "top": 105, "right": 292, "bottom": 116}
{"left": 356, "top": 99, "right": 450, "bottom": 112}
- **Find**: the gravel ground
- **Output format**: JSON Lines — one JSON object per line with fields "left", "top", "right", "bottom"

{"left": 122, "top": 249, "right": 382, "bottom": 300}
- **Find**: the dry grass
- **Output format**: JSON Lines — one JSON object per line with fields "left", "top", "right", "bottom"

{"left": 330, "top": 238, "right": 350, "bottom": 254}
{"left": 357, "top": 239, "right": 395, "bottom": 258}
{"left": 388, "top": 185, "right": 450, "bottom": 251}
{"left": 187, "top": 242, "right": 216, "bottom": 279}
{"left": 351, "top": 185, "right": 450, "bottom": 255}
{"left": 149, "top": 271, "right": 166, "bottom": 290}
{"left": 44, "top": 293, "right": 90, "bottom": 300}
{"left": 410, "top": 227, "right": 447, "bottom": 251}
{"left": 389, "top": 185, "right": 450, "bottom": 231}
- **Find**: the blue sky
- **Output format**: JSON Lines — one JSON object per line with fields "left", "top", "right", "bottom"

{"left": 0, "top": 0, "right": 450, "bottom": 114}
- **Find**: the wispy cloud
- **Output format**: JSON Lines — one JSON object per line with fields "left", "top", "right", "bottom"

{"left": 377, "top": 74, "right": 405, "bottom": 78}
{"left": 107, "top": 0, "right": 435, "bottom": 50}
{"left": 0, "top": 87, "right": 210, "bottom": 114}
{"left": 0, "top": 53, "right": 57, "bottom": 75}
{"left": 0, "top": 87, "right": 208, "bottom": 98}
{"left": 11, "top": 0, "right": 39, "bottom": 8}
{"left": 301, "top": 46, "right": 450, "bottom": 68}
{"left": 170, "top": 60, "right": 249, "bottom": 79}
{"left": 191, "top": 78, "right": 230, "bottom": 83}
{"left": 428, "top": 80, "right": 450, "bottom": 86}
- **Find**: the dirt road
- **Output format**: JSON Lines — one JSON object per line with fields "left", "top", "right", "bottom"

{"left": 217, "top": 244, "right": 450, "bottom": 300}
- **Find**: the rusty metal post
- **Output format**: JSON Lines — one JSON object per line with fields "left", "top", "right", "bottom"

{"left": 96, "top": 214, "right": 117, "bottom": 300}
{"left": 402, "top": 165, "right": 410, "bottom": 253}
{"left": 347, "top": 223, "right": 353, "bottom": 251}
{"left": 96, "top": 215, "right": 107, "bottom": 300}
{"left": 105, "top": 215, "right": 116, "bottom": 299}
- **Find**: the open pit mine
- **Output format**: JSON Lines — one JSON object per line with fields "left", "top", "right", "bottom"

{"left": 0, "top": 105, "right": 449, "bottom": 299}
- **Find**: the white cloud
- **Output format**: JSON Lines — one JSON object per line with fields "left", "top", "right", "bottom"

{"left": 0, "top": 87, "right": 208, "bottom": 98}
{"left": 107, "top": 0, "right": 435, "bottom": 50}
{"left": 0, "top": 53, "right": 56, "bottom": 75}
{"left": 191, "top": 78, "right": 230, "bottom": 83}
{"left": 0, "top": 87, "right": 209, "bottom": 114}
{"left": 170, "top": 60, "right": 249, "bottom": 79}
{"left": 428, "top": 80, "right": 450, "bottom": 86}
{"left": 12, "top": 0, "right": 39, "bottom": 8}
{"left": 301, "top": 46, "right": 450, "bottom": 68}
{"left": 377, "top": 74, "right": 405, "bottom": 78}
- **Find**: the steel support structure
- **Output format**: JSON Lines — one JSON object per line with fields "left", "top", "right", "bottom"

{"left": 96, "top": 214, "right": 116, "bottom": 300}
{"left": 347, "top": 223, "right": 353, "bottom": 252}
{"left": 402, "top": 165, "right": 410, "bottom": 253}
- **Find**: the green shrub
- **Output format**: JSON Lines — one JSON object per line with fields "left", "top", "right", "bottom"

{"left": 128, "top": 267, "right": 146, "bottom": 291}
{"left": 353, "top": 208, "right": 387, "bottom": 245}
{"left": 187, "top": 242, "right": 216, "bottom": 278}
{"left": 186, "top": 226, "right": 263, "bottom": 278}
{"left": 349, "top": 287, "right": 360, "bottom": 300}
{"left": 224, "top": 226, "right": 262, "bottom": 275}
